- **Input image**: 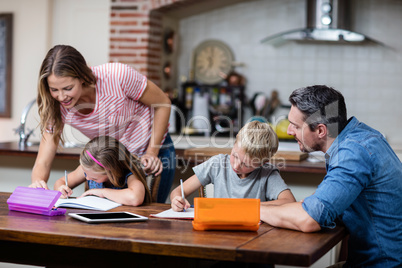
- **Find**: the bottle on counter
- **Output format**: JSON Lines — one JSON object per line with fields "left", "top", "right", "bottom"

{"left": 192, "top": 88, "right": 210, "bottom": 133}
{"left": 185, "top": 86, "right": 194, "bottom": 110}
{"left": 211, "top": 87, "right": 219, "bottom": 106}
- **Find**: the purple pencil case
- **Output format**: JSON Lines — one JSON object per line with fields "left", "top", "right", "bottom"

{"left": 7, "top": 186, "right": 66, "bottom": 216}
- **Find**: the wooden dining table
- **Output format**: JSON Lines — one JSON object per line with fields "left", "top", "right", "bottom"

{"left": 0, "top": 192, "right": 347, "bottom": 267}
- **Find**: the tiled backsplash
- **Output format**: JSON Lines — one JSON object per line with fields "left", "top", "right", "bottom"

{"left": 177, "top": 0, "right": 402, "bottom": 146}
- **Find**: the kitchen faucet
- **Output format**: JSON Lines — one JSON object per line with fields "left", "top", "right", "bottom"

{"left": 14, "top": 98, "right": 36, "bottom": 150}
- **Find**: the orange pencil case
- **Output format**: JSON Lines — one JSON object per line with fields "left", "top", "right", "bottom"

{"left": 192, "top": 197, "right": 260, "bottom": 231}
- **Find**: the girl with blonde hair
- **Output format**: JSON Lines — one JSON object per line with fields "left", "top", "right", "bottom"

{"left": 54, "top": 136, "right": 152, "bottom": 206}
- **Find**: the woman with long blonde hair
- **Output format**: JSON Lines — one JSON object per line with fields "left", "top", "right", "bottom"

{"left": 31, "top": 45, "right": 175, "bottom": 203}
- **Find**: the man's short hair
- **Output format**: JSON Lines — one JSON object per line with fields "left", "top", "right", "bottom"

{"left": 289, "top": 85, "right": 348, "bottom": 137}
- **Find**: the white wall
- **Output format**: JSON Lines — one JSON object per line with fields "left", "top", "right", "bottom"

{"left": 177, "top": 0, "right": 402, "bottom": 147}
{"left": 52, "top": 0, "right": 109, "bottom": 67}
{"left": 0, "top": 0, "right": 52, "bottom": 143}
{"left": 0, "top": 0, "right": 110, "bottom": 190}
{"left": 0, "top": 0, "right": 110, "bottom": 144}
{"left": 0, "top": 0, "right": 110, "bottom": 186}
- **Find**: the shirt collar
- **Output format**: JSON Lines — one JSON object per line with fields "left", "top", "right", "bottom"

{"left": 325, "top": 116, "right": 359, "bottom": 159}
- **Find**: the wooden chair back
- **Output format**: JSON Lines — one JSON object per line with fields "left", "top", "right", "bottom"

{"left": 198, "top": 184, "right": 214, "bottom": 198}
{"left": 146, "top": 174, "right": 161, "bottom": 203}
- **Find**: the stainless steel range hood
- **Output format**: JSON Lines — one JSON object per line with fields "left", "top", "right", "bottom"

{"left": 262, "top": 0, "right": 383, "bottom": 46}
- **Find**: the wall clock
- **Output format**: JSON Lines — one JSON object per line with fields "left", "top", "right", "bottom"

{"left": 193, "top": 40, "right": 234, "bottom": 85}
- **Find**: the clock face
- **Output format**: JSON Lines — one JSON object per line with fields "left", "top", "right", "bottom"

{"left": 193, "top": 40, "right": 234, "bottom": 85}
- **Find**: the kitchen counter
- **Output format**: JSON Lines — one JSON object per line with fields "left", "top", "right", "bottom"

{"left": 0, "top": 141, "right": 326, "bottom": 174}
{"left": 0, "top": 142, "right": 82, "bottom": 160}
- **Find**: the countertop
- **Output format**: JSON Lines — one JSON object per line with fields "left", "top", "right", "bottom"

{"left": 0, "top": 141, "right": 326, "bottom": 174}
{"left": 0, "top": 142, "right": 82, "bottom": 160}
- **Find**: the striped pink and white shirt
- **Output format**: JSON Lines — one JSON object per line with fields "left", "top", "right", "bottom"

{"left": 58, "top": 63, "right": 165, "bottom": 156}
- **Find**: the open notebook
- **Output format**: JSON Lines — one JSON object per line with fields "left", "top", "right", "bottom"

{"left": 150, "top": 208, "right": 194, "bottom": 219}
{"left": 55, "top": 196, "right": 122, "bottom": 211}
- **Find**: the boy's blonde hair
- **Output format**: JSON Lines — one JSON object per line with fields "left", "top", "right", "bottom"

{"left": 235, "top": 121, "right": 278, "bottom": 162}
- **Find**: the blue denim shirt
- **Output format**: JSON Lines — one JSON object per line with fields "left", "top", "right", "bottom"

{"left": 302, "top": 117, "right": 402, "bottom": 267}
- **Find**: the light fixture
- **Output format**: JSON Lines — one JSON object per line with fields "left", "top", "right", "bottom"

{"left": 321, "top": 2, "right": 332, "bottom": 13}
{"left": 321, "top": 14, "right": 332, "bottom": 25}
{"left": 321, "top": 2, "right": 332, "bottom": 26}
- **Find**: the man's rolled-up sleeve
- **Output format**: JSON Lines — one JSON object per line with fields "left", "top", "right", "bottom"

{"left": 302, "top": 195, "right": 337, "bottom": 229}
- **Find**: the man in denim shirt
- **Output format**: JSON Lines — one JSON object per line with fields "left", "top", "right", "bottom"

{"left": 261, "top": 85, "right": 402, "bottom": 267}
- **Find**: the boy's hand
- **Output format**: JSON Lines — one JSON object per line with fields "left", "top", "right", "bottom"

{"left": 57, "top": 185, "right": 72, "bottom": 199}
{"left": 171, "top": 196, "right": 190, "bottom": 212}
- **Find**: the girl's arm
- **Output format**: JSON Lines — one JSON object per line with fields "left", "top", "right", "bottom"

{"left": 30, "top": 132, "right": 59, "bottom": 189}
{"left": 54, "top": 165, "right": 87, "bottom": 198}
{"left": 138, "top": 80, "right": 171, "bottom": 176}
{"left": 170, "top": 175, "right": 202, "bottom": 212}
{"left": 79, "top": 173, "right": 146, "bottom": 206}
{"left": 261, "top": 189, "right": 296, "bottom": 206}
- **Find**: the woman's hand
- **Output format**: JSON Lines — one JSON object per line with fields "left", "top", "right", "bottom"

{"left": 29, "top": 180, "right": 49, "bottom": 189}
{"left": 171, "top": 196, "right": 190, "bottom": 212}
{"left": 141, "top": 153, "right": 163, "bottom": 176}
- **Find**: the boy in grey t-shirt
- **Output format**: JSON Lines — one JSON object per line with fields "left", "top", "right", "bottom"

{"left": 170, "top": 121, "right": 295, "bottom": 212}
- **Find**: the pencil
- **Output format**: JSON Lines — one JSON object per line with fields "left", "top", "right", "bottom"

{"left": 180, "top": 179, "right": 185, "bottom": 212}
{"left": 65, "top": 170, "right": 69, "bottom": 199}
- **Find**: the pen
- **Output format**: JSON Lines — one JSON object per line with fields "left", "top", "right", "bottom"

{"left": 65, "top": 170, "right": 69, "bottom": 199}
{"left": 180, "top": 179, "right": 185, "bottom": 212}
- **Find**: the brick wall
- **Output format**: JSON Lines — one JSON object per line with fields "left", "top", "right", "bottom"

{"left": 109, "top": 0, "right": 184, "bottom": 87}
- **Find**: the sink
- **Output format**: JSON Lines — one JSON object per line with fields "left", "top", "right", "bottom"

{"left": 63, "top": 142, "right": 85, "bottom": 148}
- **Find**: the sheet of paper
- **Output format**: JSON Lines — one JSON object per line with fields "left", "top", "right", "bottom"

{"left": 55, "top": 196, "right": 122, "bottom": 211}
{"left": 150, "top": 208, "right": 194, "bottom": 219}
